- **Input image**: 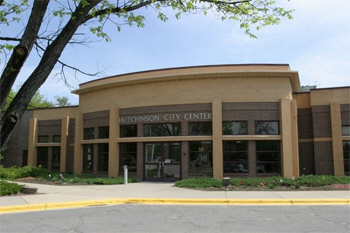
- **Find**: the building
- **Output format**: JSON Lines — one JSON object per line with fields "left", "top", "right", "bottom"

{"left": 2, "top": 64, "right": 349, "bottom": 181}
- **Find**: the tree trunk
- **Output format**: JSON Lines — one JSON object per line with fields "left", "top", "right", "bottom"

{"left": 0, "top": 0, "right": 102, "bottom": 149}
{"left": 0, "top": 0, "right": 50, "bottom": 109}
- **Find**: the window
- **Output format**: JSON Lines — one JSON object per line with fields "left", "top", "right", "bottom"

{"left": 38, "top": 135, "right": 49, "bottom": 143}
{"left": 37, "top": 147, "right": 48, "bottom": 168}
{"left": 120, "top": 125, "right": 137, "bottom": 137}
{"left": 189, "top": 141, "right": 212, "bottom": 173}
{"left": 223, "top": 141, "right": 248, "bottom": 173}
{"left": 120, "top": 143, "right": 137, "bottom": 173}
{"left": 256, "top": 141, "right": 280, "bottom": 173}
{"left": 144, "top": 123, "right": 181, "bottom": 137}
{"left": 83, "top": 144, "right": 94, "bottom": 171}
{"left": 98, "top": 143, "right": 109, "bottom": 172}
{"left": 223, "top": 122, "right": 247, "bottom": 135}
{"left": 189, "top": 122, "right": 212, "bottom": 135}
{"left": 99, "top": 126, "right": 109, "bottom": 139}
{"left": 53, "top": 135, "right": 61, "bottom": 143}
{"left": 52, "top": 147, "right": 60, "bottom": 170}
{"left": 255, "top": 121, "right": 279, "bottom": 135}
{"left": 83, "top": 128, "right": 94, "bottom": 140}
{"left": 342, "top": 126, "right": 350, "bottom": 136}
{"left": 344, "top": 141, "right": 350, "bottom": 175}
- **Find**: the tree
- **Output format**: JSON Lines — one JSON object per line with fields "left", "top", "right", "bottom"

{"left": 0, "top": 0, "right": 293, "bottom": 150}
{"left": 54, "top": 96, "right": 72, "bottom": 107}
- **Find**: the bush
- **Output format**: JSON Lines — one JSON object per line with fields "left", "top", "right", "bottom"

{"left": 175, "top": 177, "right": 222, "bottom": 188}
{"left": 0, "top": 166, "right": 48, "bottom": 179}
{"left": 0, "top": 181, "right": 23, "bottom": 196}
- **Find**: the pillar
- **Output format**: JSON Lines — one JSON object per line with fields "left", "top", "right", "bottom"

{"left": 108, "top": 107, "right": 119, "bottom": 177}
{"left": 212, "top": 99, "right": 223, "bottom": 179}
{"left": 280, "top": 99, "right": 294, "bottom": 178}
{"left": 60, "top": 116, "right": 69, "bottom": 172}
{"left": 291, "top": 100, "right": 300, "bottom": 178}
{"left": 27, "top": 118, "right": 38, "bottom": 166}
{"left": 330, "top": 102, "right": 344, "bottom": 176}
{"left": 74, "top": 112, "right": 83, "bottom": 174}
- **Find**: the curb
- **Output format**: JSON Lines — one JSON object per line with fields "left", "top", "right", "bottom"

{"left": 1, "top": 198, "right": 349, "bottom": 214}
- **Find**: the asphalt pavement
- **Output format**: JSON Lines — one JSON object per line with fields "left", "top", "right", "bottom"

{"left": 0, "top": 181, "right": 349, "bottom": 213}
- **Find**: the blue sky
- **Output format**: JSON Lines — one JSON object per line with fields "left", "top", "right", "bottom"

{"left": 3, "top": 0, "right": 350, "bottom": 105}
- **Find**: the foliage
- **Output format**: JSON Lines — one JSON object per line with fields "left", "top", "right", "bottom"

{"left": 0, "top": 180, "right": 23, "bottom": 196}
{"left": 2, "top": 89, "right": 53, "bottom": 111}
{"left": 0, "top": 166, "right": 48, "bottom": 179}
{"left": 54, "top": 96, "right": 71, "bottom": 107}
{"left": 175, "top": 177, "right": 222, "bottom": 188}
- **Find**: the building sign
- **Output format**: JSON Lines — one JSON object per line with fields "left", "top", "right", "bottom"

{"left": 119, "top": 112, "right": 212, "bottom": 124}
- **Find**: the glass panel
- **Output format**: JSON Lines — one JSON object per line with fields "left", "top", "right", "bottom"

{"left": 52, "top": 135, "right": 61, "bottom": 143}
{"left": 83, "top": 128, "right": 94, "bottom": 140}
{"left": 145, "top": 164, "right": 161, "bottom": 178}
{"left": 163, "top": 143, "right": 180, "bottom": 163}
{"left": 52, "top": 147, "right": 60, "bottom": 170}
{"left": 83, "top": 144, "right": 94, "bottom": 171}
{"left": 344, "top": 141, "right": 350, "bottom": 174}
{"left": 145, "top": 143, "right": 162, "bottom": 162}
{"left": 189, "top": 141, "right": 213, "bottom": 173}
{"left": 257, "top": 152, "right": 279, "bottom": 162}
{"left": 189, "top": 122, "right": 212, "bottom": 135}
{"left": 144, "top": 123, "right": 181, "bottom": 137}
{"left": 257, "top": 163, "right": 280, "bottom": 173}
{"left": 120, "top": 125, "right": 137, "bottom": 137}
{"left": 37, "top": 147, "right": 48, "bottom": 168}
{"left": 163, "top": 165, "right": 180, "bottom": 178}
{"left": 120, "top": 143, "right": 137, "bottom": 173}
{"left": 256, "top": 141, "right": 280, "bottom": 151}
{"left": 223, "top": 122, "right": 247, "bottom": 135}
{"left": 99, "top": 127, "right": 109, "bottom": 139}
{"left": 255, "top": 121, "right": 279, "bottom": 135}
{"left": 38, "top": 135, "right": 49, "bottom": 143}
{"left": 224, "top": 163, "right": 248, "bottom": 173}
{"left": 98, "top": 143, "right": 108, "bottom": 172}
{"left": 342, "top": 126, "right": 350, "bottom": 136}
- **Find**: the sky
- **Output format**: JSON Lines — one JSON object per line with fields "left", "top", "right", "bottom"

{"left": 2, "top": 0, "right": 350, "bottom": 105}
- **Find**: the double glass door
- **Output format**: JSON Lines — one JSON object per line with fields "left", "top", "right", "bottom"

{"left": 144, "top": 142, "right": 181, "bottom": 181}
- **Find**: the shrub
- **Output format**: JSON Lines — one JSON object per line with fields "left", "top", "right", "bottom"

{"left": 0, "top": 181, "right": 23, "bottom": 196}
{"left": 0, "top": 166, "right": 48, "bottom": 179}
{"left": 175, "top": 177, "right": 222, "bottom": 188}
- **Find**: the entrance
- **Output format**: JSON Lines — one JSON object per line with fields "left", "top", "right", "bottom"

{"left": 144, "top": 142, "right": 181, "bottom": 182}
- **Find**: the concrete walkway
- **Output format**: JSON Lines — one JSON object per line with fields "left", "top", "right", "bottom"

{"left": 1, "top": 182, "right": 349, "bottom": 213}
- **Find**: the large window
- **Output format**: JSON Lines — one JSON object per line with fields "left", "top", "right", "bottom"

{"left": 342, "top": 126, "right": 350, "bottom": 136}
{"left": 98, "top": 144, "right": 109, "bottom": 172}
{"left": 255, "top": 121, "right": 279, "bottom": 135}
{"left": 52, "top": 135, "right": 61, "bottom": 143}
{"left": 38, "top": 135, "right": 49, "bottom": 143}
{"left": 37, "top": 147, "right": 48, "bottom": 168}
{"left": 120, "top": 143, "right": 137, "bottom": 173}
{"left": 83, "top": 144, "right": 94, "bottom": 171}
{"left": 144, "top": 123, "right": 181, "bottom": 137}
{"left": 120, "top": 125, "right": 137, "bottom": 137}
{"left": 83, "top": 128, "right": 94, "bottom": 140}
{"left": 52, "top": 147, "right": 60, "bottom": 171}
{"left": 189, "top": 122, "right": 212, "bottom": 135}
{"left": 256, "top": 141, "right": 280, "bottom": 173}
{"left": 189, "top": 141, "right": 212, "bottom": 173}
{"left": 344, "top": 141, "right": 350, "bottom": 175}
{"left": 223, "top": 122, "right": 247, "bottom": 135}
{"left": 99, "top": 127, "right": 109, "bottom": 139}
{"left": 223, "top": 141, "right": 248, "bottom": 173}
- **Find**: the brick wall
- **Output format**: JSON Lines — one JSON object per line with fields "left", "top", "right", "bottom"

{"left": 38, "top": 120, "right": 61, "bottom": 140}
{"left": 311, "top": 105, "right": 332, "bottom": 138}
{"left": 314, "top": 141, "right": 334, "bottom": 175}
{"left": 341, "top": 104, "right": 350, "bottom": 126}
{"left": 299, "top": 142, "right": 315, "bottom": 175}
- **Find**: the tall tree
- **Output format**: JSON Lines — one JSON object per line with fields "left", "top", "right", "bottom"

{"left": 0, "top": 0, "right": 293, "bottom": 149}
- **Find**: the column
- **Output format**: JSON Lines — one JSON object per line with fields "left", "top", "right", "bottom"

{"left": 108, "top": 107, "right": 119, "bottom": 177}
{"left": 27, "top": 118, "right": 38, "bottom": 166}
{"left": 291, "top": 100, "right": 300, "bottom": 178}
{"left": 74, "top": 112, "right": 83, "bottom": 174}
{"left": 212, "top": 98, "right": 223, "bottom": 179}
{"left": 280, "top": 99, "right": 294, "bottom": 178}
{"left": 60, "top": 116, "right": 69, "bottom": 173}
{"left": 330, "top": 102, "right": 344, "bottom": 176}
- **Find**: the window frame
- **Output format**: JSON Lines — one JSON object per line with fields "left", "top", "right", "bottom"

{"left": 38, "top": 135, "right": 49, "bottom": 143}
{"left": 343, "top": 140, "right": 350, "bottom": 175}
{"left": 222, "top": 121, "right": 248, "bottom": 135}
{"left": 83, "top": 127, "right": 94, "bottom": 140}
{"left": 83, "top": 144, "right": 94, "bottom": 172}
{"left": 119, "top": 143, "right": 137, "bottom": 173}
{"left": 120, "top": 124, "right": 137, "bottom": 138}
{"left": 256, "top": 140, "right": 281, "bottom": 174}
{"left": 255, "top": 121, "right": 279, "bottom": 135}
{"left": 144, "top": 123, "right": 181, "bottom": 137}
{"left": 342, "top": 126, "right": 350, "bottom": 136}
{"left": 189, "top": 122, "right": 212, "bottom": 136}
{"left": 98, "top": 143, "right": 109, "bottom": 172}
{"left": 223, "top": 140, "right": 248, "bottom": 173}
{"left": 98, "top": 126, "right": 109, "bottom": 139}
{"left": 189, "top": 141, "right": 213, "bottom": 174}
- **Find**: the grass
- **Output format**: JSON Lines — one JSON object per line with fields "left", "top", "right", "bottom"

{"left": 0, "top": 181, "right": 23, "bottom": 196}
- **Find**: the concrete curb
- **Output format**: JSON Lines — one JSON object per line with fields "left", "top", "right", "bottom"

{"left": 1, "top": 198, "right": 349, "bottom": 214}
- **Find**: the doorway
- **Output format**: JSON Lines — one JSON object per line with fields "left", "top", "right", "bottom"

{"left": 144, "top": 142, "right": 181, "bottom": 182}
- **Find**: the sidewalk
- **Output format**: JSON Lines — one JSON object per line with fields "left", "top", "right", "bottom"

{"left": 1, "top": 182, "right": 349, "bottom": 213}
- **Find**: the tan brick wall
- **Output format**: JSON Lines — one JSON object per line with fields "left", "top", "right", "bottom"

{"left": 314, "top": 141, "right": 334, "bottom": 175}
{"left": 297, "top": 108, "right": 314, "bottom": 139}
{"left": 312, "top": 105, "right": 332, "bottom": 138}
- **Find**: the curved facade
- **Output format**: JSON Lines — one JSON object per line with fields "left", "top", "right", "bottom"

{"left": 3, "top": 64, "right": 349, "bottom": 181}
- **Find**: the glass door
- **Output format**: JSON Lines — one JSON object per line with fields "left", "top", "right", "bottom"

{"left": 144, "top": 142, "right": 181, "bottom": 182}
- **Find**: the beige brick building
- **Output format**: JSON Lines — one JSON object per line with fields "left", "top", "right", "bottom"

{"left": 2, "top": 64, "right": 349, "bottom": 181}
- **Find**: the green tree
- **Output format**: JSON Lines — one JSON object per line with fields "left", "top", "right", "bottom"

{"left": 54, "top": 96, "right": 72, "bottom": 107}
{"left": 0, "top": 0, "right": 293, "bottom": 149}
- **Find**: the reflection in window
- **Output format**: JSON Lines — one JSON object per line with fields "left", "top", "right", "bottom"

{"left": 255, "top": 121, "right": 279, "bottom": 135}
{"left": 83, "top": 144, "right": 94, "bottom": 171}
{"left": 120, "top": 125, "right": 137, "bottom": 137}
{"left": 189, "top": 122, "right": 212, "bottom": 135}
{"left": 344, "top": 141, "right": 350, "bottom": 175}
{"left": 52, "top": 147, "right": 60, "bottom": 170}
{"left": 189, "top": 141, "right": 212, "bottom": 173}
{"left": 53, "top": 135, "right": 61, "bottom": 143}
{"left": 223, "top": 141, "right": 248, "bottom": 173}
{"left": 83, "top": 128, "right": 94, "bottom": 140}
{"left": 38, "top": 135, "right": 49, "bottom": 143}
{"left": 342, "top": 126, "right": 350, "bottom": 136}
{"left": 144, "top": 123, "right": 181, "bottom": 137}
{"left": 256, "top": 141, "right": 280, "bottom": 173}
{"left": 37, "top": 147, "right": 48, "bottom": 168}
{"left": 120, "top": 143, "right": 137, "bottom": 173}
{"left": 223, "top": 122, "right": 247, "bottom": 135}
{"left": 99, "top": 126, "right": 109, "bottom": 139}
{"left": 98, "top": 143, "right": 109, "bottom": 172}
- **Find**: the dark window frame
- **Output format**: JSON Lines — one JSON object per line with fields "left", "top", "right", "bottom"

{"left": 223, "top": 141, "right": 248, "bottom": 173}
{"left": 144, "top": 123, "right": 181, "bottom": 137}
{"left": 189, "top": 141, "right": 213, "bottom": 174}
{"left": 256, "top": 140, "right": 281, "bottom": 174}
{"left": 52, "top": 135, "right": 61, "bottom": 143}
{"left": 343, "top": 140, "right": 350, "bottom": 175}
{"left": 37, "top": 147, "right": 48, "bottom": 168}
{"left": 83, "top": 144, "right": 94, "bottom": 172}
{"left": 98, "top": 143, "right": 109, "bottom": 172}
{"left": 189, "top": 122, "right": 212, "bottom": 136}
{"left": 223, "top": 121, "right": 248, "bottom": 135}
{"left": 98, "top": 126, "right": 109, "bottom": 139}
{"left": 38, "top": 135, "right": 49, "bottom": 143}
{"left": 119, "top": 143, "right": 137, "bottom": 173}
{"left": 120, "top": 124, "right": 137, "bottom": 138}
{"left": 255, "top": 121, "right": 279, "bottom": 135}
{"left": 83, "top": 127, "right": 94, "bottom": 140}
{"left": 52, "top": 146, "right": 61, "bottom": 171}
{"left": 342, "top": 126, "right": 350, "bottom": 136}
